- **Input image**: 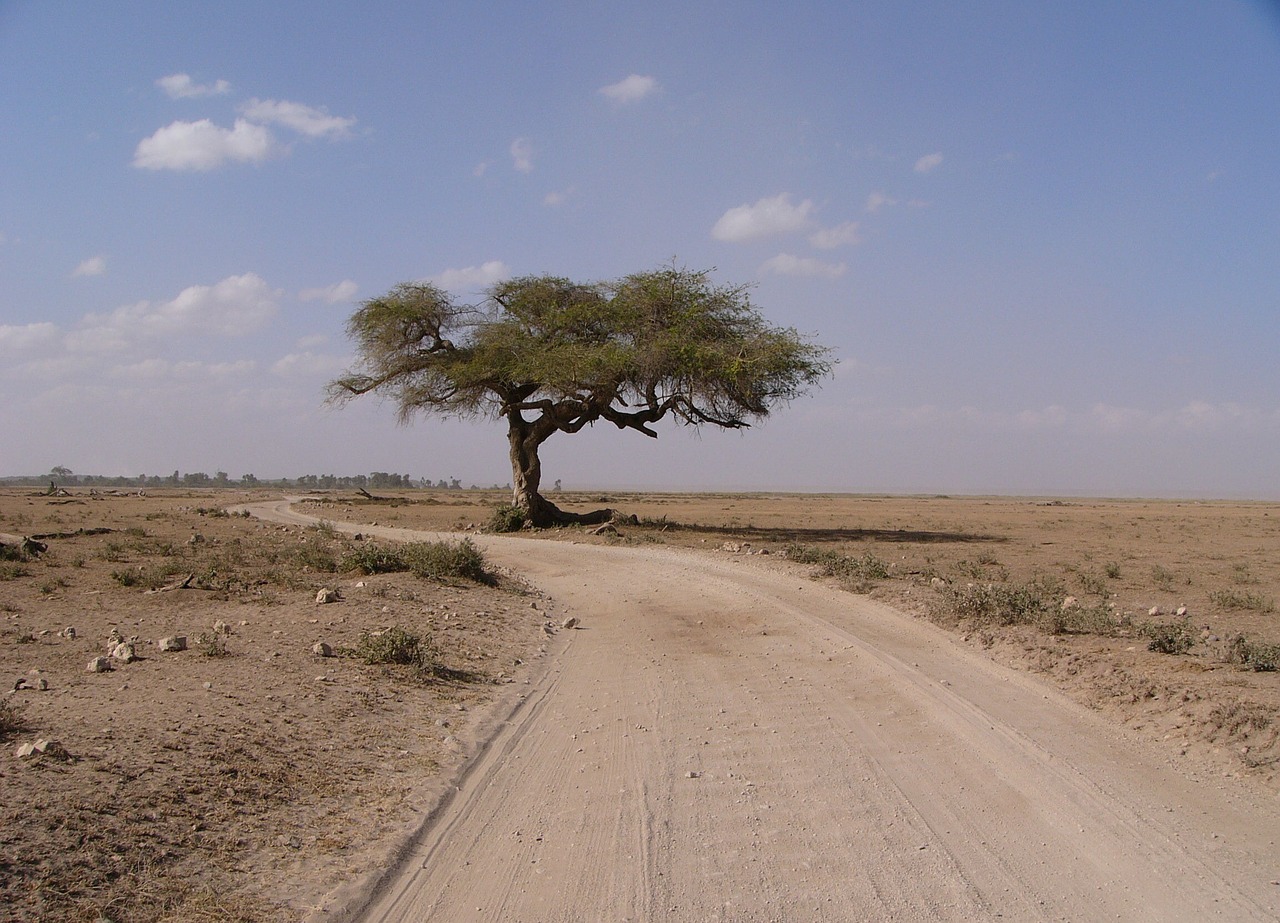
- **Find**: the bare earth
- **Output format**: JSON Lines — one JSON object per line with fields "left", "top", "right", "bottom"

{"left": 2, "top": 489, "right": 1278, "bottom": 922}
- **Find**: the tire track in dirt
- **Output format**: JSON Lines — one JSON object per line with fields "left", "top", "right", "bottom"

{"left": 242, "top": 500, "right": 1280, "bottom": 922}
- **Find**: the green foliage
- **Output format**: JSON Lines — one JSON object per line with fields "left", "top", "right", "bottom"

{"left": 0, "top": 542, "right": 28, "bottom": 562}
{"left": 0, "top": 562, "right": 28, "bottom": 580}
{"left": 341, "top": 539, "right": 489, "bottom": 583}
{"left": 1210, "top": 589, "right": 1276, "bottom": 613}
{"left": 487, "top": 504, "right": 527, "bottom": 533}
{"left": 194, "top": 631, "right": 230, "bottom": 658}
{"left": 947, "top": 582, "right": 1047, "bottom": 626}
{"left": 341, "top": 543, "right": 407, "bottom": 574}
{"left": 348, "top": 626, "right": 437, "bottom": 672}
{"left": 328, "top": 266, "right": 832, "bottom": 524}
{"left": 1225, "top": 636, "right": 1280, "bottom": 672}
{"left": 1104, "top": 561, "right": 1121, "bottom": 579}
{"left": 784, "top": 543, "right": 889, "bottom": 589}
{"left": 0, "top": 697, "right": 28, "bottom": 738}
{"left": 403, "top": 539, "right": 489, "bottom": 583}
{"left": 1141, "top": 619, "right": 1195, "bottom": 655}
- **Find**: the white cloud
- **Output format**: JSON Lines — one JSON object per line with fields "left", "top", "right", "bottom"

{"left": 808, "top": 222, "right": 861, "bottom": 249}
{"left": 133, "top": 118, "right": 278, "bottom": 171}
{"left": 865, "top": 190, "right": 897, "bottom": 213}
{"left": 914, "top": 152, "right": 943, "bottom": 174}
{"left": 298, "top": 280, "right": 358, "bottom": 304}
{"left": 431, "top": 261, "right": 511, "bottom": 293}
{"left": 111, "top": 358, "right": 256, "bottom": 381}
{"left": 0, "top": 322, "right": 59, "bottom": 356}
{"left": 543, "top": 187, "right": 575, "bottom": 207}
{"left": 759, "top": 253, "right": 847, "bottom": 279}
{"left": 599, "top": 74, "right": 659, "bottom": 105}
{"left": 73, "top": 255, "right": 107, "bottom": 277}
{"left": 510, "top": 137, "right": 534, "bottom": 173}
{"left": 712, "top": 194, "right": 814, "bottom": 242}
{"left": 271, "top": 351, "right": 348, "bottom": 379}
{"left": 473, "top": 161, "right": 491, "bottom": 177}
{"left": 156, "top": 73, "right": 231, "bottom": 99}
{"left": 240, "top": 98, "right": 356, "bottom": 139}
{"left": 74, "top": 273, "right": 280, "bottom": 351}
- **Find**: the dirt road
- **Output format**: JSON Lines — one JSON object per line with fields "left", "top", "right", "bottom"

{"left": 245, "top": 500, "right": 1279, "bottom": 922}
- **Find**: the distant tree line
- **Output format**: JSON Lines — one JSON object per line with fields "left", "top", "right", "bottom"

{"left": 0, "top": 468, "right": 509, "bottom": 491}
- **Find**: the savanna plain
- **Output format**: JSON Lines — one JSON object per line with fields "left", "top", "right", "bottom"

{"left": 1, "top": 488, "right": 1278, "bottom": 922}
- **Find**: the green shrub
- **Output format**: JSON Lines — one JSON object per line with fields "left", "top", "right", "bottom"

{"left": 1209, "top": 589, "right": 1276, "bottom": 614}
{"left": 1226, "top": 636, "right": 1280, "bottom": 672}
{"left": 349, "top": 626, "right": 437, "bottom": 671}
{"left": 784, "top": 544, "right": 889, "bottom": 588}
{"left": 0, "top": 698, "right": 28, "bottom": 738}
{"left": 404, "top": 539, "right": 489, "bottom": 583}
{"left": 487, "top": 504, "right": 527, "bottom": 533}
{"left": 947, "top": 582, "right": 1046, "bottom": 626}
{"left": 290, "top": 544, "right": 339, "bottom": 573}
{"left": 1141, "top": 619, "right": 1194, "bottom": 655}
{"left": 340, "top": 544, "right": 407, "bottom": 575}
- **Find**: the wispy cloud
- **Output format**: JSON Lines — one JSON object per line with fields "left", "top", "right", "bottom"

{"left": 808, "top": 222, "right": 861, "bottom": 249}
{"left": 431, "top": 261, "right": 511, "bottom": 293}
{"left": 599, "top": 74, "right": 659, "bottom": 105}
{"left": 298, "top": 280, "right": 358, "bottom": 304}
{"left": 914, "top": 152, "right": 943, "bottom": 174}
{"left": 73, "top": 255, "right": 107, "bottom": 277}
{"left": 133, "top": 119, "right": 278, "bottom": 171}
{"left": 510, "top": 137, "right": 534, "bottom": 173}
{"left": 0, "top": 322, "right": 59, "bottom": 357}
{"left": 156, "top": 73, "right": 231, "bottom": 99}
{"left": 712, "top": 193, "right": 814, "bottom": 242}
{"left": 239, "top": 98, "right": 356, "bottom": 140}
{"left": 865, "top": 190, "right": 897, "bottom": 213}
{"left": 760, "top": 253, "right": 847, "bottom": 279}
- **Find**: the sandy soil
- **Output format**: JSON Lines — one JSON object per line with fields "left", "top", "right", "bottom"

{"left": 2, "top": 489, "right": 1278, "bottom": 922}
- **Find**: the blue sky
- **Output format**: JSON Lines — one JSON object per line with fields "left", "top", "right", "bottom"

{"left": 2, "top": 1, "right": 1278, "bottom": 497}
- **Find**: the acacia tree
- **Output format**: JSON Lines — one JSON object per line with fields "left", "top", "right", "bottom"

{"left": 327, "top": 265, "right": 832, "bottom": 527}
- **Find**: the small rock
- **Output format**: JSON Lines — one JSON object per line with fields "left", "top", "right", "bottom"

{"left": 930, "top": 577, "right": 948, "bottom": 589}
{"left": 1148, "top": 606, "right": 1162, "bottom": 617}
{"left": 721, "top": 542, "right": 741, "bottom": 553}
{"left": 60, "top": 627, "right": 77, "bottom": 640}
{"left": 316, "top": 588, "right": 340, "bottom": 604}
{"left": 1061, "top": 596, "right": 1079, "bottom": 610}
{"left": 87, "top": 656, "right": 112, "bottom": 673}
{"left": 157, "top": 636, "right": 187, "bottom": 653}
{"left": 213, "top": 620, "right": 232, "bottom": 635}
{"left": 312, "top": 642, "right": 334, "bottom": 658}
{"left": 111, "top": 642, "right": 138, "bottom": 663}
{"left": 18, "top": 738, "right": 70, "bottom": 760}
{"left": 686, "top": 770, "right": 702, "bottom": 779}
{"left": 1176, "top": 605, "right": 1188, "bottom": 617}
{"left": 561, "top": 617, "right": 580, "bottom": 630}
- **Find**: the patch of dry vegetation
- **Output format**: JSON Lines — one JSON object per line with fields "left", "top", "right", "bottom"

{"left": 0, "top": 489, "right": 552, "bottom": 923}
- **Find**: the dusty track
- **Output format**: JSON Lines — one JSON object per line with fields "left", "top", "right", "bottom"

{"left": 244, "top": 500, "right": 1279, "bottom": 922}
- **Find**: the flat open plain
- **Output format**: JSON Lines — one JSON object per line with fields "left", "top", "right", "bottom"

{"left": 2, "top": 489, "right": 1277, "bottom": 921}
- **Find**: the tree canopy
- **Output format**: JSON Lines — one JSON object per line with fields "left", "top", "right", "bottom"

{"left": 328, "top": 265, "right": 832, "bottom": 526}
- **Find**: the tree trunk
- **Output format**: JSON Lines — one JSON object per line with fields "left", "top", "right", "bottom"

{"left": 507, "top": 416, "right": 614, "bottom": 528}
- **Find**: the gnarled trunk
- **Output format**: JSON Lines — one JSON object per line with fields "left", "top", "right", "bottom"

{"left": 507, "top": 414, "right": 614, "bottom": 528}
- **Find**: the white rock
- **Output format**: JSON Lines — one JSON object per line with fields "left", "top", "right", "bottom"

{"left": 158, "top": 635, "right": 187, "bottom": 652}
{"left": 561, "top": 616, "right": 580, "bottom": 630}
{"left": 87, "top": 656, "right": 112, "bottom": 673}
{"left": 312, "top": 642, "right": 334, "bottom": 658}
{"left": 1148, "top": 606, "right": 1162, "bottom": 617}
{"left": 1061, "top": 596, "right": 1079, "bottom": 610}
{"left": 316, "top": 588, "right": 340, "bottom": 604}
{"left": 1176, "top": 605, "right": 1188, "bottom": 617}
{"left": 111, "top": 642, "right": 138, "bottom": 663}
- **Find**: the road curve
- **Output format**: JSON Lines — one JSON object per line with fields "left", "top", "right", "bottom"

{"left": 242, "top": 499, "right": 1279, "bottom": 923}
